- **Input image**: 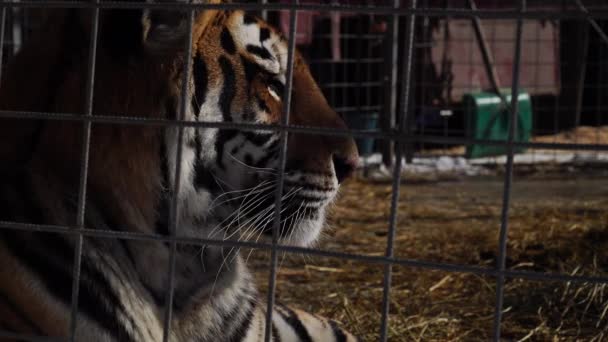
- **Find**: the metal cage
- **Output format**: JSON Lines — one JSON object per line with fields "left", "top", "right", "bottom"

{"left": 1, "top": 1, "right": 608, "bottom": 341}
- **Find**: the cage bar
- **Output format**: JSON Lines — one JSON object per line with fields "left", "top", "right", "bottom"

{"left": 263, "top": 3, "right": 298, "bottom": 341}
{"left": 492, "top": 0, "right": 525, "bottom": 340}
{"left": 68, "top": 2, "right": 100, "bottom": 341}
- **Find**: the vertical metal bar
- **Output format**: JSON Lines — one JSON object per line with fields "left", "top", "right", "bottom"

{"left": 573, "top": 22, "right": 589, "bottom": 132}
{"left": 492, "top": 1, "right": 525, "bottom": 341}
{"left": 342, "top": 13, "right": 347, "bottom": 122}
{"left": 0, "top": 6, "right": 7, "bottom": 85}
{"left": 263, "top": 3, "right": 297, "bottom": 341}
{"left": 467, "top": 0, "right": 503, "bottom": 98}
{"left": 354, "top": 14, "right": 362, "bottom": 121}
{"left": 553, "top": 20, "right": 561, "bottom": 161}
{"left": 531, "top": 11, "right": 541, "bottom": 164}
{"left": 595, "top": 21, "right": 604, "bottom": 159}
{"left": 260, "top": 0, "right": 268, "bottom": 21}
{"left": 69, "top": 2, "right": 100, "bottom": 340}
{"left": 418, "top": 13, "right": 428, "bottom": 153}
{"left": 378, "top": 1, "right": 416, "bottom": 341}
{"left": 380, "top": 0, "right": 399, "bottom": 168}
{"left": 162, "top": 7, "right": 195, "bottom": 342}
{"left": 404, "top": 4, "right": 417, "bottom": 166}
{"left": 11, "top": 6, "right": 21, "bottom": 56}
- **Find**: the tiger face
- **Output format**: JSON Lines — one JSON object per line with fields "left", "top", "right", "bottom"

{"left": 173, "top": 11, "right": 359, "bottom": 247}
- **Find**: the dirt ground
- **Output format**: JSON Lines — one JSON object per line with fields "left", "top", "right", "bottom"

{"left": 249, "top": 170, "right": 608, "bottom": 341}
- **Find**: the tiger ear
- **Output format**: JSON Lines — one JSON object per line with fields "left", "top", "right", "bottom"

{"left": 143, "top": 0, "right": 223, "bottom": 55}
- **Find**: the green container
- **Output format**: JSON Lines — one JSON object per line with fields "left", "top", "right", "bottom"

{"left": 464, "top": 90, "right": 533, "bottom": 159}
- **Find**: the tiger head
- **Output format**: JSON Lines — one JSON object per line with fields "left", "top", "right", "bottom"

{"left": 0, "top": 7, "right": 357, "bottom": 249}
{"left": 165, "top": 10, "right": 359, "bottom": 247}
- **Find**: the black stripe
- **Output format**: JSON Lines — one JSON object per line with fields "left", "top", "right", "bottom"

{"left": 271, "top": 322, "right": 281, "bottom": 342}
{"left": 243, "top": 14, "right": 258, "bottom": 25}
{"left": 218, "top": 56, "right": 236, "bottom": 122}
{"left": 192, "top": 130, "right": 211, "bottom": 192}
{"left": 227, "top": 297, "right": 257, "bottom": 342}
{"left": 241, "top": 131, "right": 274, "bottom": 147}
{"left": 246, "top": 45, "right": 273, "bottom": 60}
{"left": 256, "top": 96, "right": 270, "bottom": 113}
{"left": 241, "top": 54, "right": 261, "bottom": 83}
{"left": 268, "top": 79, "right": 285, "bottom": 99}
{"left": 90, "top": 212, "right": 165, "bottom": 312}
{"left": 253, "top": 146, "right": 278, "bottom": 169}
{"left": 275, "top": 305, "right": 313, "bottom": 342}
{"left": 79, "top": 250, "right": 136, "bottom": 341}
{"left": 193, "top": 160, "right": 221, "bottom": 193}
{"left": 259, "top": 28, "right": 271, "bottom": 42}
{"left": 191, "top": 54, "right": 208, "bottom": 117}
{"left": 221, "top": 27, "right": 237, "bottom": 55}
{"left": 329, "top": 320, "right": 348, "bottom": 342}
{"left": 81, "top": 239, "right": 142, "bottom": 340}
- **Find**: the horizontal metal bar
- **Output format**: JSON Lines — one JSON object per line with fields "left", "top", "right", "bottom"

{"left": 321, "top": 81, "right": 383, "bottom": 88}
{"left": 310, "top": 58, "right": 384, "bottom": 64}
{"left": 334, "top": 105, "right": 383, "bottom": 113}
{"left": 0, "top": 1, "right": 606, "bottom": 20}
{"left": 312, "top": 34, "right": 385, "bottom": 39}
{"left": 0, "top": 220, "right": 607, "bottom": 285}
{"left": 1, "top": 110, "right": 608, "bottom": 151}
{"left": 0, "top": 331, "right": 63, "bottom": 342}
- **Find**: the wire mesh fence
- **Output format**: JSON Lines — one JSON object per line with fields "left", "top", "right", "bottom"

{"left": 0, "top": 0, "right": 608, "bottom": 341}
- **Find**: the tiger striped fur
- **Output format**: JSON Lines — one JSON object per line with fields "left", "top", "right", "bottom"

{"left": 0, "top": 2, "right": 359, "bottom": 341}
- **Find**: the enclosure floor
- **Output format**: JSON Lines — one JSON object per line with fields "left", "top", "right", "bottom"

{"left": 248, "top": 174, "right": 608, "bottom": 341}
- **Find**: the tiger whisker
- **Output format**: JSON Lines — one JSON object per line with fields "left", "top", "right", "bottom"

{"left": 202, "top": 182, "right": 274, "bottom": 262}
{"left": 227, "top": 153, "right": 277, "bottom": 174}
{"left": 209, "top": 181, "right": 275, "bottom": 211}
{"left": 208, "top": 245, "right": 239, "bottom": 299}
{"left": 243, "top": 209, "right": 277, "bottom": 267}
{"left": 277, "top": 200, "right": 306, "bottom": 272}
{"left": 220, "top": 191, "right": 275, "bottom": 241}
{"left": 223, "top": 186, "right": 300, "bottom": 242}
{"left": 231, "top": 192, "right": 300, "bottom": 266}
{"left": 206, "top": 185, "right": 273, "bottom": 240}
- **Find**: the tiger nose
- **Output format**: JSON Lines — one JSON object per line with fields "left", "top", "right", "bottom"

{"left": 332, "top": 154, "right": 358, "bottom": 184}
{"left": 327, "top": 129, "right": 359, "bottom": 184}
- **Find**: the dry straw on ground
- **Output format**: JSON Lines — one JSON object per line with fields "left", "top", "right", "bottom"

{"left": 249, "top": 168, "right": 608, "bottom": 341}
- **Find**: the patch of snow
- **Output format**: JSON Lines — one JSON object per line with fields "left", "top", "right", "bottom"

{"left": 359, "top": 151, "right": 608, "bottom": 179}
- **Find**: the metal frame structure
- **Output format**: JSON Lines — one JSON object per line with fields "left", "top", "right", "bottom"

{"left": 0, "top": 1, "right": 608, "bottom": 341}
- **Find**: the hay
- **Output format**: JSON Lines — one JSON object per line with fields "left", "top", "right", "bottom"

{"left": 247, "top": 175, "right": 608, "bottom": 341}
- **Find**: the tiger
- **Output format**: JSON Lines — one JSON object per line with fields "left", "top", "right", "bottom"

{"left": 0, "top": 1, "right": 360, "bottom": 341}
